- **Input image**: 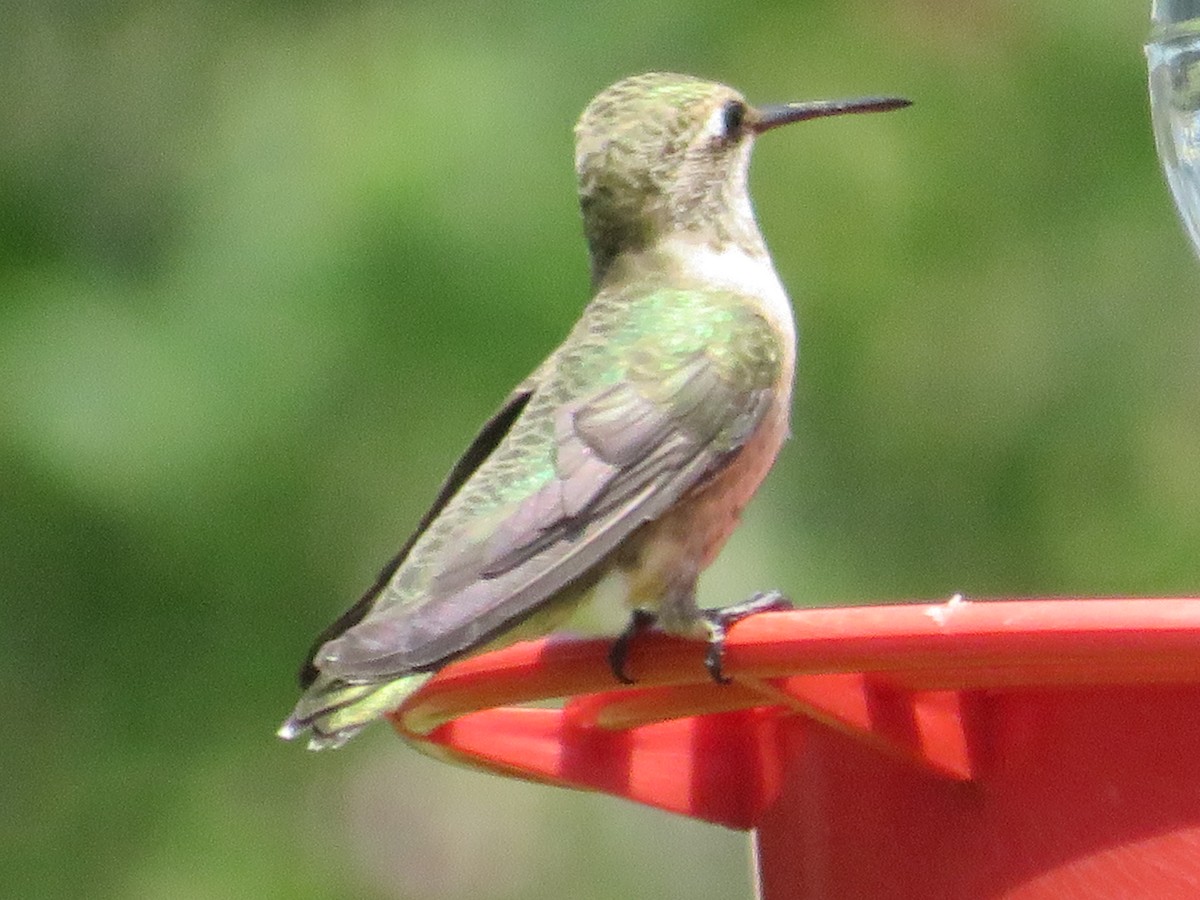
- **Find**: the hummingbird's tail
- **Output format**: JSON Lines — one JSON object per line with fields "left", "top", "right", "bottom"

{"left": 277, "top": 671, "right": 433, "bottom": 750}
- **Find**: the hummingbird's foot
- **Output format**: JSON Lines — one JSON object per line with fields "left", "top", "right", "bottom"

{"left": 702, "top": 590, "right": 793, "bottom": 684}
{"left": 609, "top": 609, "right": 658, "bottom": 685}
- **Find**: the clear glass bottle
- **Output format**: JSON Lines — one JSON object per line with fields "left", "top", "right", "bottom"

{"left": 1148, "top": 0, "right": 1200, "bottom": 256}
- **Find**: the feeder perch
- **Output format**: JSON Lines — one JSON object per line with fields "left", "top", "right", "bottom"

{"left": 389, "top": 597, "right": 1200, "bottom": 899}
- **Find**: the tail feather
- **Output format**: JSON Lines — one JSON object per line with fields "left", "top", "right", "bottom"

{"left": 277, "top": 672, "right": 433, "bottom": 750}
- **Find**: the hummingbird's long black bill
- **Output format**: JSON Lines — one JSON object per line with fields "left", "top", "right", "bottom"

{"left": 752, "top": 96, "right": 911, "bottom": 133}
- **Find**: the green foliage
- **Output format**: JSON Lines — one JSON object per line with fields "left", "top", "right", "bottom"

{"left": 2, "top": 3, "right": 1188, "bottom": 897}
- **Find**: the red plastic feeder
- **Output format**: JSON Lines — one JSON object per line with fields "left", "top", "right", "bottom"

{"left": 389, "top": 598, "right": 1200, "bottom": 898}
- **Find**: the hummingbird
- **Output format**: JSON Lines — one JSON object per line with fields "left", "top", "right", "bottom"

{"left": 279, "top": 72, "right": 909, "bottom": 750}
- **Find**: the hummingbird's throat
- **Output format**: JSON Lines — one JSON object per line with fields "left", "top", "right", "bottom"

{"left": 579, "top": 134, "right": 758, "bottom": 284}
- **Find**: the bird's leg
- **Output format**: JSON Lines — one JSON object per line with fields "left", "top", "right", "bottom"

{"left": 609, "top": 608, "right": 658, "bottom": 685}
{"left": 702, "top": 590, "right": 792, "bottom": 684}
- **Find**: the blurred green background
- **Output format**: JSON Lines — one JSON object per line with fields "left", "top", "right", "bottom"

{"left": 3, "top": 2, "right": 1194, "bottom": 898}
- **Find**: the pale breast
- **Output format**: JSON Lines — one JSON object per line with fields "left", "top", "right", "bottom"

{"left": 654, "top": 234, "right": 796, "bottom": 565}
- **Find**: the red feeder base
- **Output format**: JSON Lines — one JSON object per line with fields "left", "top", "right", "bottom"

{"left": 389, "top": 598, "right": 1200, "bottom": 899}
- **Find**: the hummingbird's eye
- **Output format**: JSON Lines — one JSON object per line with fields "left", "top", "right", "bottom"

{"left": 721, "top": 100, "right": 746, "bottom": 137}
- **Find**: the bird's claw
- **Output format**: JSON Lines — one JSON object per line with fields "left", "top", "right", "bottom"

{"left": 609, "top": 609, "right": 658, "bottom": 684}
{"left": 609, "top": 592, "right": 791, "bottom": 685}
{"left": 703, "top": 590, "right": 792, "bottom": 684}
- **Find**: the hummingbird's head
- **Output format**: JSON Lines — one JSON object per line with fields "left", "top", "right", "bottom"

{"left": 575, "top": 73, "right": 755, "bottom": 279}
{"left": 574, "top": 72, "right": 909, "bottom": 282}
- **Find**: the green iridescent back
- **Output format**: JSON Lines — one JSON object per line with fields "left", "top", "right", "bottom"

{"left": 367, "top": 282, "right": 782, "bottom": 630}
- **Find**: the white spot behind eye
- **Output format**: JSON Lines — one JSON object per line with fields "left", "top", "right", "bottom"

{"left": 700, "top": 104, "right": 720, "bottom": 138}
{"left": 703, "top": 104, "right": 729, "bottom": 142}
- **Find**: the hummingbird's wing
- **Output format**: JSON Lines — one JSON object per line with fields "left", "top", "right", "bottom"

{"left": 297, "top": 386, "right": 535, "bottom": 688}
{"left": 316, "top": 288, "right": 785, "bottom": 681}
